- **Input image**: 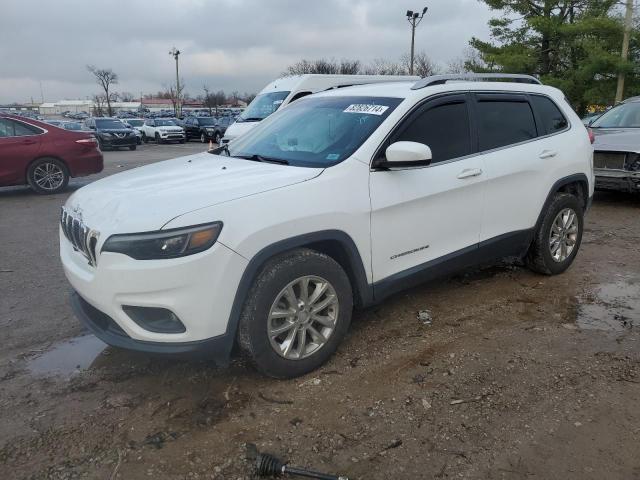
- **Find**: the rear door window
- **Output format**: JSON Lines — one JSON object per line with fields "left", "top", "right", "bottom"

{"left": 475, "top": 96, "right": 537, "bottom": 151}
{"left": 530, "top": 95, "right": 568, "bottom": 134}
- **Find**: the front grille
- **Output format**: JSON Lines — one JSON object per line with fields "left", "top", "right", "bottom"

{"left": 594, "top": 152, "right": 626, "bottom": 170}
{"left": 60, "top": 207, "right": 99, "bottom": 266}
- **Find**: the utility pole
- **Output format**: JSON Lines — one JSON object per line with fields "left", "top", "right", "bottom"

{"left": 169, "top": 47, "right": 181, "bottom": 116}
{"left": 615, "top": 0, "right": 634, "bottom": 103}
{"left": 406, "top": 7, "right": 428, "bottom": 75}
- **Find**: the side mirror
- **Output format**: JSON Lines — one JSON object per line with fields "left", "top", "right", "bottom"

{"left": 374, "top": 141, "right": 432, "bottom": 169}
{"left": 89, "top": 125, "right": 96, "bottom": 130}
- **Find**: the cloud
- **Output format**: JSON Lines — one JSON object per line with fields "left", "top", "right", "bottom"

{"left": 0, "top": 0, "right": 492, "bottom": 103}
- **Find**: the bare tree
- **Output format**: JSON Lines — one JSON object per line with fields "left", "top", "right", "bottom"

{"left": 284, "top": 58, "right": 361, "bottom": 76}
{"left": 91, "top": 94, "right": 106, "bottom": 116}
{"left": 165, "top": 79, "right": 185, "bottom": 116}
{"left": 87, "top": 65, "right": 118, "bottom": 116}
{"left": 118, "top": 91, "right": 135, "bottom": 102}
{"left": 362, "top": 58, "right": 406, "bottom": 75}
{"left": 403, "top": 52, "right": 438, "bottom": 77}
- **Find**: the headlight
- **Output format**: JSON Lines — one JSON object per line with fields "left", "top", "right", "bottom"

{"left": 102, "top": 222, "right": 223, "bottom": 260}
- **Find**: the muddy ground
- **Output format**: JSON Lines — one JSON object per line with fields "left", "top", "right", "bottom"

{"left": 1, "top": 145, "right": 639, "bottom": 479}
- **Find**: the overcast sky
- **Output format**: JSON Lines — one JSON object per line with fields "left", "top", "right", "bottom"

{"left": 0, "top": 0, "right": 494, "bottom": 104}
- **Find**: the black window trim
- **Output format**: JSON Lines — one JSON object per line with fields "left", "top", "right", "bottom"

{"left": 371, "top": 92, "right": 477, "bottom": 171}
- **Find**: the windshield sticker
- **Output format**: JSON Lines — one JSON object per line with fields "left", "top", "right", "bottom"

{"left": 326, "top": 153, "right": 340, "bottom": 161}
{"left": 344, "top": 104, "right": 389, "bottom": 115}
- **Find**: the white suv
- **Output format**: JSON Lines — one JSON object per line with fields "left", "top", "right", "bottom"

{"left": 60, "top": 74, "right": 594, "bottom": 378}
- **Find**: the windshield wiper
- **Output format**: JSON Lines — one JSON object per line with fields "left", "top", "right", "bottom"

{"left": 234, "top": 154, "right": 289, "bottom": 165}
{"left": 238, "top": 117, "right": 264, "bottom": 122}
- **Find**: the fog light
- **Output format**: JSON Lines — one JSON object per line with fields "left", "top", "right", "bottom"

{"left": 122, "top": 306, "right": 186, "bottom": 333}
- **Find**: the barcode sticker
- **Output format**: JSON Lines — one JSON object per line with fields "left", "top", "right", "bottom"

{"left": 343, "top": 104, "right": 389, "bottom": 115}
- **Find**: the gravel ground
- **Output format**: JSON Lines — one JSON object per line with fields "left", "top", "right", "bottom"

{"left": 0, "top": 144, "right": 639, "bottom": 480}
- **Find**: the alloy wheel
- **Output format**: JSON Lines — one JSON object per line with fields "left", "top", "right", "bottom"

{"left": 267, "top": 275, "right": 339, "bottom": 360}
{"left": 549, "top": 207, "right": 578, "bottom": 262}
{"left": 33, "top": 162, "right": 65, "bottom": 191}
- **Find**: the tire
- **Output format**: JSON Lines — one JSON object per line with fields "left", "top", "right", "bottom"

{"left": 136, "top": 137, "right": 141, "bottom": 145}
{"left": 200, "top": 133, "right": 206, "bottom": 143}
{"left": 179, "top": 139, "right": 185, "bottom": 144}
{"left": 142, "top": 133, "right": 148, "bottom": 143}
{"left": 129, "top": 145, "right": 136, "bottom": 151}
{"left": 526, "top": 192, "right": 583, "bottom": 275}
{"left": 238, "top": 248, "right": 353, "bottom": 379}
{"left": 27, "top": 157, "right": 69, "bottom": 194}
{"left": 155, "top": 133, "right": 162, "bottom": 145}
{"left": 214, "top": 132, "right": 222, "bottom": 144}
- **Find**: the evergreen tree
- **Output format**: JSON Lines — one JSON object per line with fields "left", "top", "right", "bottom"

{"left": 468, "top": 1, "right": 639, "bottom": 114}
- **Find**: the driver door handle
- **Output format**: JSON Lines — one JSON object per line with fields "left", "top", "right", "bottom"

{"left": 539, "top": 150, "right": 557, "bottom": 159}
{"left": 457, "top": 168, "right": 483, "bottom": 179}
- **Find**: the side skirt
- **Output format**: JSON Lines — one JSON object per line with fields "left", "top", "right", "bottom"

{"left": 372, "top": 229, "right": 534, "bottom": 303}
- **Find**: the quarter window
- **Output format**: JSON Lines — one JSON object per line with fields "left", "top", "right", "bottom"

{"left": 476, "top": 100, "right": 537, "bottom": 151}
{"left": 395, "top": 101, "right": 472, "bottom": 163}
{"left": 0, "top": 119, "right": 41, "bottom": 137}
{"left": 530, "top": 95, "right": 568, "bottom": 134}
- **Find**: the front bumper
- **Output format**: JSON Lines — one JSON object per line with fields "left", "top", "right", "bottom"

{"left": 99, "top": 135, "right": 137, "bottom": 147}
{"left": 71, "top": 292, "right": 233, "bottom": 358}
{"left": 160, "top": 132, "right": 185, "bottom": 141}
{"left": 60, "top": 229, "right": 248, "bottom": 355}
{"left": 595, "top": 169, "right": 640, "bottom": 193}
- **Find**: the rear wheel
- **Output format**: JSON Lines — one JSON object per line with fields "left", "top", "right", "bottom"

{"left": 526, "top": 192, "right": 583, "bottom": 275}
{"left": 27, "top": 157, "right": 69, "bottom": 194}
{"left": 238, "top": 249, "right": 353, "bottom": 378}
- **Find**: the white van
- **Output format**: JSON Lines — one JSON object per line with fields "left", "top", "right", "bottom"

{"left": 221, "top": 74, "right": 419, "bottom": 144}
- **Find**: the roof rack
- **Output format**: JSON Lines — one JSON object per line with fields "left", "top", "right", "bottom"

{"left": 411, "top": 73, "right": 541, "bottom": 90}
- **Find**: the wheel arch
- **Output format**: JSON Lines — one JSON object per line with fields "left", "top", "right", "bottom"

{"left": 224, "top": 230, "right": 372, "bottom": 350}
{"left": 535, "top": 173, "right": 589, "bottom": 232}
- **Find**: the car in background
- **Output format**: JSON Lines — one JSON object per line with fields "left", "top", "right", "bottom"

{"left": 581, "top": 111, "right": 602, "bottom": 126}
{"left": 591, "top": 96, "right": 640, "bottom": 193}
{"left": 0, "top": 114, "right": 102, "bottom": 194}
{"left": 122, "top": 118, "right": 144, "bottom": 144}
{"left": 62, "top": 121, "right": 86, "bottom": 131}
{"left": 140, "top": 118, "right": 185, "bottom": 144}
{"left": 184, "top": 116, "right": 224, "bottom": 143}
{"left": 44, "top": 119, "right": 65, "bottom": 127}
{"left": 85, "top": 117, "right": 137, "bottom": 151}
{"left": 221, "top": 73, "right": 419, "bottom": 144}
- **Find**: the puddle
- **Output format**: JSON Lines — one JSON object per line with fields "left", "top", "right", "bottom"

{"left": 577, "top": 277, "right": 640, "bottom": 331}
{"left": 28, "top": 335, "right": 107, "bottom": 377}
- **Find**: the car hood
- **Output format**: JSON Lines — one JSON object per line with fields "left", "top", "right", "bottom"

{"left": 65, "top": 152, "right": 323, "bottom": 233}
{"left": 592, "top": 128, "right": 640, "bottom": 153}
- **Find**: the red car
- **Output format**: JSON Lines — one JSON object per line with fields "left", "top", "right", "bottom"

{"left": 0, "top": 114, "right": 103, "bottom": 194}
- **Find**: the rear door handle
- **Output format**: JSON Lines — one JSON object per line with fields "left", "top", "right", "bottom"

{"left": 539, "top": 150, "right": 557, "bottom": 159}
{"left": 457, "top": 168, "right": 483, "bottom": 179}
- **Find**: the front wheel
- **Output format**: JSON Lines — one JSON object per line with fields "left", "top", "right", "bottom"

{"left": 526, "top": 192, "right": 583, "bottom": 275}
{"left": 200, "top": 133, "right": 206, "bottom": 143}
{"left": 238, "top": 249, "right": 353, "bottom": 379}
{"left": 142, "top": 132, "right": 148, "bottom": 143}
{"left": 214, "top": 132, "right": 222, "bottom": 144}
{"left": 27, "top": 157, "right": 69, "bottom": 194}
{"left": 155, "top": 133, "right": 162, "bottom": 145}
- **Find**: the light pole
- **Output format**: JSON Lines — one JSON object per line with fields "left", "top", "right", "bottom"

{"left": 406, "top": 7, "right": 428, "bottom": 76}
{"left": 169, "top": 47, "right": 181, "bottom": 116}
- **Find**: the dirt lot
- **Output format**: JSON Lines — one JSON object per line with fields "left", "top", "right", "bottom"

{"left": 1, "top": 145, "right": 639, "bottom": 480}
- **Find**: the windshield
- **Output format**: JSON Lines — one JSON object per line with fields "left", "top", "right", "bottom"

{"left": 155, "top": 119, "right": 177, "bottom": 126}
{"left": 96, "top": 119, "right": 127, "bottom": 129}
{"left": 224, "top": 95, "right": 402, "bottom": 167}
{"left": 127, "top": 119, "right": 144, "bottom": 127}
{"left": 238, "top": 91, "right": 290, "bottom": 122}
{"left": 197, "top": 117, "right": 216, "bottom": 126}
{"left": 591, "top": 102, "right": 640, "bottom": 128}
